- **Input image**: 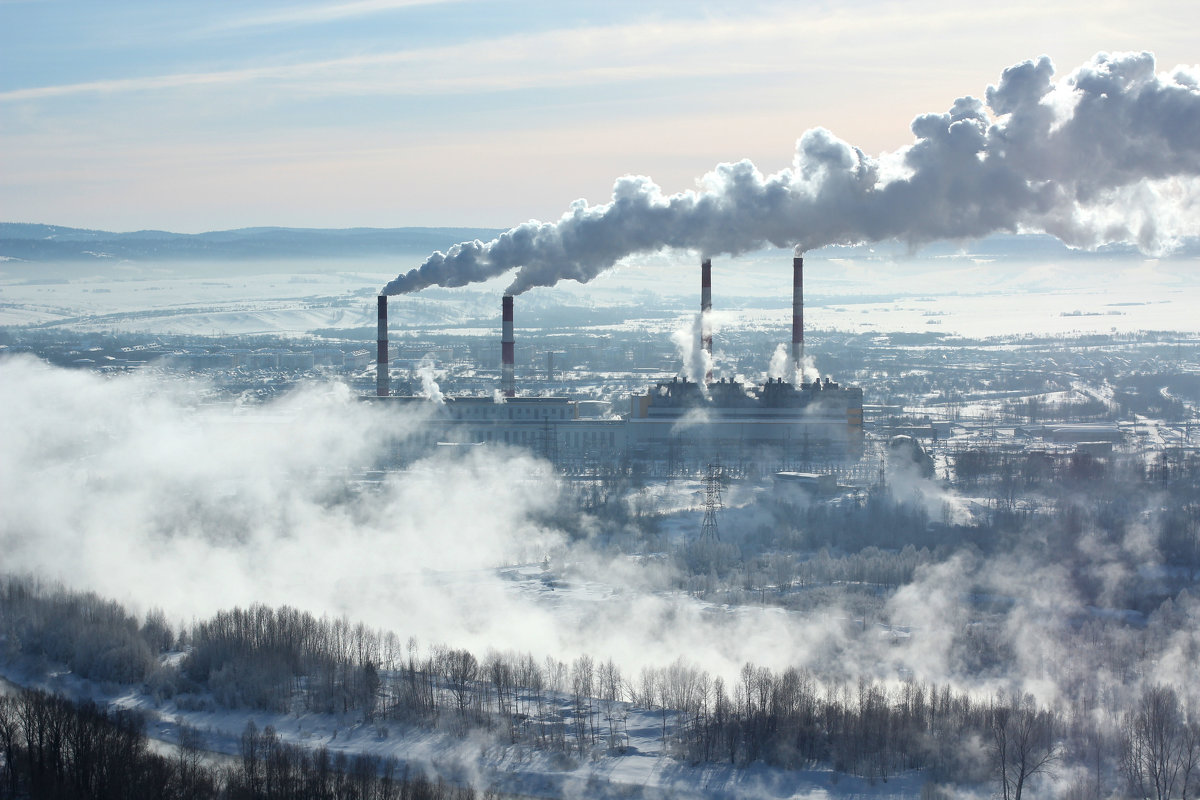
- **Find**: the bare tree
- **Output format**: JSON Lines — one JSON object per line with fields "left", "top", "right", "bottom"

{"left": 1122, "top": 684, "right": 1200, "bottom": 800}
{"left": 443, "top": 649, "right": 479, "bottom": 721}
{"left": 990, "top": 691, "right": 1060, "bottom": 800}
{"left": 597, "top": 658, "right": 626, "bottom": 752}
{"left": 239, "top": 719, "right": 263, "bottom": 797}
{"left": 570, "top": 655, "right": 595, "bottom": 753}
{"left": 175, "top": 722, "right": 209, "bottom": 800}
{"left": 0, "top": 696, "right": 18, "bottom": 798}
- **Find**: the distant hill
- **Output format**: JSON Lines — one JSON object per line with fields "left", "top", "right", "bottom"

{"left": 0, "top": 224, "right": 506, "bottom": 262}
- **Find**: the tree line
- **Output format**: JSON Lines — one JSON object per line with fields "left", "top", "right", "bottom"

{"left": 0, "top": 687, "right": 499, "bottom": 800}
{"left": 5, "top": 579, "right": 1200, "bottom": 796}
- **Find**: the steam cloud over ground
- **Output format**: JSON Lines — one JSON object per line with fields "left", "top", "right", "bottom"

{"left": 4, "top": 356, "right": 1195, "bottom": 716}
{"left": 383, "top": 51, "right": 1200, "bottom": 297}
{"left": 0, "top": 358, "right": 854, "bottom": 682}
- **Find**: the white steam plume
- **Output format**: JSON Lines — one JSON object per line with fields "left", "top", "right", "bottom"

{"left": 415, "top": 353, "right": 444, "bottom": 404}
{"left": 382, "top": 51, "right": 1200, "bottom": 297}
{"left": 766, "top": 343, "right": 790, "bottom": 381}
{"left": 768, "top": 344, "right": 819, "bottom": 385}
{"left": 670, "top": 312, "right": 712, "bottom": 386}
{"left": 800, "top": 353, "right": 818, "bottom": 384}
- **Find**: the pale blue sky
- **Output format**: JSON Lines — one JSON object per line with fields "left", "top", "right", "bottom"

{"left": 1, "top": 0, "right": 1196, "bottom": 232}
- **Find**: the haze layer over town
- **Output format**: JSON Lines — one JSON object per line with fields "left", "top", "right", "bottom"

{"left": 3, "top": 2, "right": 1200, "bottom": 799}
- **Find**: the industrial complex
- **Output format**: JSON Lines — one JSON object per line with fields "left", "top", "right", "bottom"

{"left": 370, "top": 257, "right": 865, "bottom": 474}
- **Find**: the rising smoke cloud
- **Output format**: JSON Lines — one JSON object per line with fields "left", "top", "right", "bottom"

{"left": 415, "top": 353, "right": 445, "bottom": 404}
{"left": 382, "top": 51, "right": 1200, "bottom": 298}
{"left": 670, "top": 311, "right": 714, "bottom": 386}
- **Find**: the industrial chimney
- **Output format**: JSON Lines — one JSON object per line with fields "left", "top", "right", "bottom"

{"left": 792, "top": 255, "right": 804, "bottom": 383}
{"left": 701, "top": 258, "right": 713, "bottom": 383}
{"left": 501, "top": 294, "right": 515, "bottom": 398}
{"left": 376, "top": 295, "right": 390, "bottom": 397}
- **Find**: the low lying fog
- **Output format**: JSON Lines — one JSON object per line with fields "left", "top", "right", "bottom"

{"left": 2, "top": 356, "right": 1195, "bottom": 710}
{"left": 1, "top": 357, "right": 841, "bottom": 681}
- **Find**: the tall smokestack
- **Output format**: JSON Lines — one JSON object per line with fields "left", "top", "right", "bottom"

{"left": 376, "top": 295, "right": 389, "bottom": 397}
{"left": 792, "top": 255, "right": 804, "bottom": 381}
{"left": 501, "top": 294, "right": 515, "bottom": 398}
{"left": 701, "top": 258, "right": 712, "bottom": 384}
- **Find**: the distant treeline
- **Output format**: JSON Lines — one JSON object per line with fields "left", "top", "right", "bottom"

{"left": 0, "top": 687, "right": 495, "bottom": 799}
{"left": 5, "top": 579, "right": 1200, "bottom": 797}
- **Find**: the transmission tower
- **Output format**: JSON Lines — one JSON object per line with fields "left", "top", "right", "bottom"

{"left": 700, "top": 462, "right": 723, "bottom": 542}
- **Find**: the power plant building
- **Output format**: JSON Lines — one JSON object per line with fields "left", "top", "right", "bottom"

{"left": 372, "top": 257, "right": 864, "bottom": 473}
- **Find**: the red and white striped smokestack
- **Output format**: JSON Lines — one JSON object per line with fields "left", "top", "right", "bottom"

{"left": 376, "top": 295, "right": 390, "bottom": 397}
{"left": 701, "top": 258, "right": 713, "bottom": 383}
{"left": 501, "top": 294, "right": 515, "bottom": 398}
{"left": 792, "top": 255, "right": 804, "bottom": 380}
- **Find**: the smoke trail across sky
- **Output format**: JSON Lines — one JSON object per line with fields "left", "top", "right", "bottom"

{"left": 382, "top": 51, "right": 1200, "bottom": 297}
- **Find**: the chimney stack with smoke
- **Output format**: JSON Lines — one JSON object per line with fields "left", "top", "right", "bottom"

{"left": 792, "top": 255, "right": 804, "bottom": 382}
{"left": 701, "top": 258, "right": 713, "bottom": 384}
{"left": 376, "top": 295, "right": 389, "bottom": 397}
{"left": 502, "top": 294, "right": 515, "bottom": 398}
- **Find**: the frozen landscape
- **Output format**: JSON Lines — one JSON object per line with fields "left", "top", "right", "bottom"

{"left": 3, "top": 4, "right": 1200, "bottom": 796}
{"left": 3, "top": 243, "right": 1200, "bottom": 797}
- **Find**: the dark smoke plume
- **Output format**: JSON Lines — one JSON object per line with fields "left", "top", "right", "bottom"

{"left": 382, "top": 51, "right": 1200, "bottom": 297}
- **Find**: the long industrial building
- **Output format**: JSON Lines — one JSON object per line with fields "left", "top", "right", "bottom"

{"left": 371, "top": 256, "right": 864, "bottom": 473}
